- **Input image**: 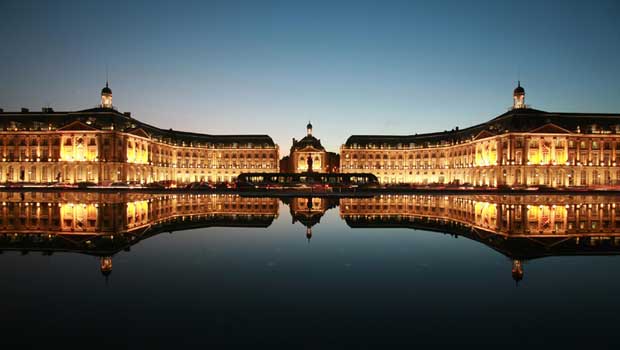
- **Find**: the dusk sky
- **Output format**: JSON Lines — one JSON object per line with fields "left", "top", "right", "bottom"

{"left": 1, "top": 0, "right": 619, "bottom": 152}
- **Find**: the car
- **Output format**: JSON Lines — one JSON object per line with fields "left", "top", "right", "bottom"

{"left": 185, "top": 182, "right": 214, "bottom": 190}
{"left": 310, "top": 183, "right": 330, "bottom": 191}
{"left": 145, "top": 182, "right": 166, "bottom": 189}
{"left": 156, "top": 180, "right": 176, "bottom": 188}
{"left": 49, "top": 182, "right": 76, "bottom": 188}
{"left": 214, "top": 182, "right": 231, "bottom": 190}
{"left": 77, "top": 181, "right": 98, "bottom": 188}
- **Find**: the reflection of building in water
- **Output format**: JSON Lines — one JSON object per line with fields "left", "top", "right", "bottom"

{"left": 0, "top": 192, "right": 279, "bottom": 276}
{"left": 100, "top": 256, "right": 113, "bottom": 277}
{"left": 340, "top": 195, "right": 620, "bottom": 282}
{"left": 5, "top": 192, "right": 620, "bottom": 282}
{"left": 512, "top": 259, "right": 523, "bottom": 284}
{"left": 286, "top": 197, "right": 338, "bottom": 241}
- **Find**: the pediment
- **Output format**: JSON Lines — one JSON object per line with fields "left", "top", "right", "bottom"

{"left": 473, "top": 130, "right": 496, "bottom": 141}
{"left": 58, "top": 120, "right": 98, "bottom": 131}
{"left": 296, "top": 145, "right": 324, "bottom": 153}
{"left": 528, "top": 123, "right": 572, "bottom": 134}
{"left": 126, "top": 128, "right": 151, "bottom": 139}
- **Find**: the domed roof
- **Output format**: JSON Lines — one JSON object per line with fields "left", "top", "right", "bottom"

{"left": 101, "top": 81, "right": 112, "bottom": 95}
{"left": 513, "top": 81, "right": 524, "bottom": 95}
{"left": 307, "top": 121, "right": 312, "bottom": 129}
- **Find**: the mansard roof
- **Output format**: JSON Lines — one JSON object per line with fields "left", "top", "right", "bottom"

{"left": 344, "top": 108, "right": 620, "bottom": 148}
{"left": 291, "top": 135, "right": 325, "bottom": 152}
{"left": 0, "top": 107, "right": 276, "bottom": 147}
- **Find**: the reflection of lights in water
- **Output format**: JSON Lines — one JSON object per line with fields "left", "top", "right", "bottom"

{"left": 3, "top": 194, "right": 620, "bottom": 280}
{"left": 100, "top": 257, "right": 113, "bottom": 278}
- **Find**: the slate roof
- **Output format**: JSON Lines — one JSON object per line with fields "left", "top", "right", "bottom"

{"left": 291, "top": 135, "right": 325, "bottom": 152}
{"left": 0, "top": 107, "right": 276, "bottom": 147}
{"left": 345, "top": 108, "right": 620, "bottom": 148}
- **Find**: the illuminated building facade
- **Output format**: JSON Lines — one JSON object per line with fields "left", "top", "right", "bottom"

{"left": 288, "top": 122, "right": 328, "bottom": 173}
{"left": 0, "top": 83, "right": 279, "bottom": 184}
{"left": 340, "top": 83, "right": 620, "bottom": 187}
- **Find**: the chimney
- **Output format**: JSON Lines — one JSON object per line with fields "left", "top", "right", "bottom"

{"left": 0, "top": 108, "right": 3, "bottom": 113}
{"left": 123, "top": 112, "right": 131, "bottom": 118}
{"left": 42, "top": 107, "right": 54, "bottom": 113}
{"left": 21, "top": 108, "right": 29, "bottom": 113}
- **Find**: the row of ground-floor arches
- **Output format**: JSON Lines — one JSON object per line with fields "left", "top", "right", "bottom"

{"left": 352, "top": 166, "right": 620, "bottom": 187}
{"left": 0, "top": 163, "right": 277, "bottom": 184}
{"left": 0, "top": 163, "right": 126, "bottom": 183}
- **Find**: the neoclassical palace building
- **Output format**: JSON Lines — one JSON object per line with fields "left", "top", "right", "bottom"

{"left": 0, "top": 83, "right": 279, "bottom": 184}
{"left": 340, "top": 83, "right": 620, "bottom": 187}
{"left": 281, "top": 122, "right": 339, "bottom": 173}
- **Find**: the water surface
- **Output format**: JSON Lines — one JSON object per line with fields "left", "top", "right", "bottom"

{"left": 1, "top": 192, "right": 620, "bottom": 347}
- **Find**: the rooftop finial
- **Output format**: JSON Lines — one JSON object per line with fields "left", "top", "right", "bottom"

{"left": 512, "top": 80, "right": 525, "bottom": 109}
{"left": 101, "top": 76, "right": 113, "bottom": 109}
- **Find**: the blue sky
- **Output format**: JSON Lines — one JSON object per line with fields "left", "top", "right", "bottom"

{"left": 1, "top": 0, "right": 619, "bottom": 152}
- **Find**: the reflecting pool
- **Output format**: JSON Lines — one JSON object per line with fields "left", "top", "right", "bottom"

{"left": 2, "top": 192, "right": 620, "bottom": 347}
